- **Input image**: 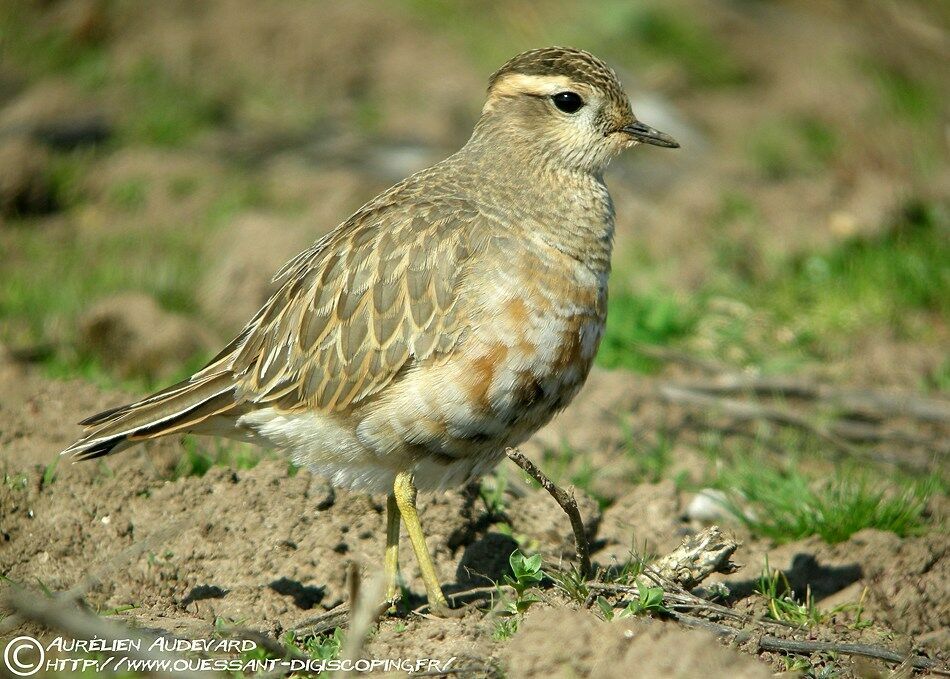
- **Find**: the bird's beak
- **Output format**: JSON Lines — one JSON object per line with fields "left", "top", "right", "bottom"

{"left": 620, "top": 121, "right": 680, "bottom": 148}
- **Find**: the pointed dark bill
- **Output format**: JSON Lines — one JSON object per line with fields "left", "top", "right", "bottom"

{"left": 621, "top": 121, "right": 680, "bottom": 148}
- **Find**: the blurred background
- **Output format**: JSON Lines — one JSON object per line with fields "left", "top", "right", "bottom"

{"left": 0, "top": 1, "right": 947, "bottom": 490}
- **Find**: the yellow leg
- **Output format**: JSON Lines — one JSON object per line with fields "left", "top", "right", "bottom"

{"left": 392, "top": 471, "right": 450, "bottom": 613}
{"left": 384, "top": 493, "right": 401, "bottom": 603}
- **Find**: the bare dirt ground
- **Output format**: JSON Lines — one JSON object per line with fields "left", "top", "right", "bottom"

{"left": 2, "top": 351, "right": 947, "bottom": 676}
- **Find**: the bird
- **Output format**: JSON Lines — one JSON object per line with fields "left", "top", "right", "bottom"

{"left": 62, "top": 46, "right": 679, "bottom": 614}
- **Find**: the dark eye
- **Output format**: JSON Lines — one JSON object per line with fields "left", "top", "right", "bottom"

{"left": 551, "top": 91, "right": 584, "bottom": 114}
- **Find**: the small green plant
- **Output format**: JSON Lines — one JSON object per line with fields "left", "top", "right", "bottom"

{"left": 41, "top": 457, "right": 59, "bottom": 489}
{"left": 548, "top": 565, "right": 590, "bottom": 605}
{"left": 626, "top": 581, "right": 666, "bottom": 615}
{"left": 492, "top": 617, "right": 520, "bottom": 641}
{"left": 845, "top": 587, "right": 873, "bottom": 631}
{"left": 756, "top": 559, "right": 822, "bottom": 626}
{"left": 503, "top": 550, "right": 543, "bottom": 603}
{"left": 4, "top": 473, "right": 28, "bottom": 491}
{"left": 596, "top": 582, "right": 667, "bottom": 621}
{"left": 493, "top": 550, "right": 544, "bottom": 640}
{"left": 300, "top": 627, "right": 345, "bottom": 661}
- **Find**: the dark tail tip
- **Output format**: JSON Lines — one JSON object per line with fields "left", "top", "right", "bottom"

{"left": 65, "top": 437, "right": 122, "bottom": 461}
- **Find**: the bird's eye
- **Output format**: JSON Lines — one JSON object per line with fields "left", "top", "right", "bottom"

{"left": 551, "top": 91, "right": 584, "bottom": 114}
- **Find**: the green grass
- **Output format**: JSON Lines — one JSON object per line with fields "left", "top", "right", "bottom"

{"left": 756, "top": 558, "right": 823, "bottom": 626}
{"left": 760, "top": 201, "right": 948, "bottom": 341}
{"left": 120, "top": 59, "right": 229, "bottom": 146}
{"left": 714, "top": 459, "right": 935, "bottom": 544}
{"left": 2, "top": 225, "right": 205, "bottom": 332}
{"left": 694, "top": 198, "right": 948, "bottom": 367}
{"left": 863, "top": 60, "right": 940, "bottom": 124}
{"left": 172, "top": 437, "right": 264, "bottom": 479}
{"left": 598, "top": 290, "right": 695, "bottom": 372}
{"left": 0, "top": 5, "right": 108, "bottom": 82}
{"left": 755, "top": 558, "right": 872, "bottom": 631}
{"left": 493, "top": 550, "right": 544, "bottom": 640}
{"left": 595, "top": 581, "right": 667, "bottom": 621}
{"left": 621, "top": 427, "right": 674, "bottom": 485}
{"left": 1, "top": 168, "right": 266, "bottom": 389}
{"left": 404, "top": 0, "right": 749, "bottom": 90}
{"left": 748, "top": 116, "right": 840, "bottom": 181}
{"left": 620, "top": 6, "right": 748, "bottom": 87}
{"left": 297, "top": 628, "right": 345, "bottom": 661}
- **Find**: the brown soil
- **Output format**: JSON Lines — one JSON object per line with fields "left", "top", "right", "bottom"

{"left": 1, "top": 357, "right": 947, "bottom": 676}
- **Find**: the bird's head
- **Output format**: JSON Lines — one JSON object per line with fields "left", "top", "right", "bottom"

{"left": 475, "top": 47, "right": 678, "bottom": 173}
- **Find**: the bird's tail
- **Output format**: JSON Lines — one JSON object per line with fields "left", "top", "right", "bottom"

{"left": 61, "top": 373, "right": 240, "bottom": 461}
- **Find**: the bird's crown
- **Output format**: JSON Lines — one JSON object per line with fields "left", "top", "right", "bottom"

{"left": 488, "top": 47, "right": 628, "bottom": 108}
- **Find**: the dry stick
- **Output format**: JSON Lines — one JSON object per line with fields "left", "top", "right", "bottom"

{"left": 590, "top": 582, "right": 794, "bottom": 631}
{"left": 660, "top": 385, "right": 862, "bottom": 453}
{"left": 671, "top": 374, "right": 950, "bottom": 424}
{"left": 505, "top": 447, "right": 592, "bottom": 578}
{"left": 337, "top": 572, "right": 386, "bottom": 679}
{"left": 672, "top": 612, "right": 948, "bottom": 675}
{"left": 635, "top": 341, "right": 950, "bottom": 426}
{"left": 292, "top": 603, "right": 350, "bottom": 637}
{"left": 4, "top": 588, "right": 204, "bottom": 679}
{"left": 658, "top": 385, "right": 939, "bottom": 471}
{"left": 597, "top": 580, "right": 946, "bottom": 673}
{"left": 630, "top": 341, "right": 729, "bottom": 374}
{"left": 0, "top": 514, "right": 190, "bottom": 637}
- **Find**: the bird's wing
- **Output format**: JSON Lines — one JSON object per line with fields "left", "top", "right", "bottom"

{"left": 206, "top": 195, "right": 485, "bottom": 412}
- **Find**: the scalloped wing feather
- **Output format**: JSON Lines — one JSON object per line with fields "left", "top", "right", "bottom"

{"left": 224, "top": 197, "right": 482, "bottom": 413}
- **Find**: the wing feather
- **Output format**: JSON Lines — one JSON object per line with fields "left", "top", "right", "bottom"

{"left": 227, "top": 197, "right": 481, "bottom": 412}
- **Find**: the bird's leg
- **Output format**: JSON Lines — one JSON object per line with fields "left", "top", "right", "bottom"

{"left": 392, "top": 470, "right": 450, "bottom": 613}
{"left": 384, "top": 493, "right": 401, "bottom": 605}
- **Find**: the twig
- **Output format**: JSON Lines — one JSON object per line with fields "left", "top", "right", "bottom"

{"left": 630, "top": 341, "right": 728, "bottom": 374}
{"left": 505, "top": 447, "right": 592, "bottom": 578}
{"left": 4, "top": 588, "right": 203, "bottom": 679}
{"left": 591, "top": 581, "right": 782, "bottom": 629}
{"left": 292, "top": 603, "right": 350, "bottom": 637}
{"left": 671, "top": 612, "right": 948, "bottom": 674}
{"left": 660, "top": 385, "right": 862, "bottom": 454}
{"left": 658, "top": 385, "right": 944, "bottom": 470}
{"left": 0, "top": 514, "right": 191, "bottom": 637}
{"left": 337, "top": 572, "right": 386, "bottom": 678}
{"left": 669, "top": 375, "right": 950, "bottom": 424}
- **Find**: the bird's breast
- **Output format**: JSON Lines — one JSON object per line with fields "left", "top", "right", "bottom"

{"left": 454, "top": 246, "right": 608, "bottom": 431}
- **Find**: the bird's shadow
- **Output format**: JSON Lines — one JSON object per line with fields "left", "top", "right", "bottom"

{"left": 269, "top": 576, "right": 326, "bottom": 610}
{"left": 721, "top": 553, "right": 863, "bottom": 603}
{"left": 449, "top": 531, "right": 520, "bottom": 593}
{"left": 181, "top": 584, "right": 228, "bottom": 607}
